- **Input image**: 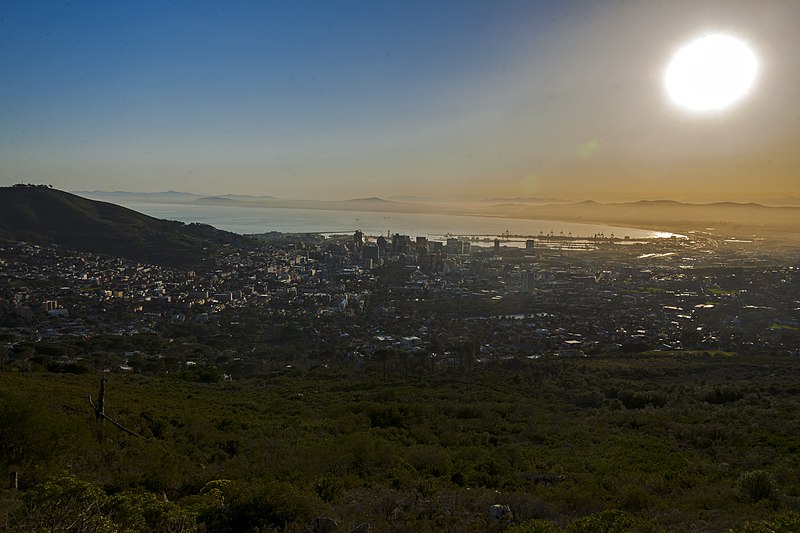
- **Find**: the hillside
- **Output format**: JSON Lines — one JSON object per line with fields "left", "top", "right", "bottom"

{"left": 2, "top": 354, "right": 800, "bottom": 532}
{"left": 0, "top": 185, "right": 251, "bottom": 267}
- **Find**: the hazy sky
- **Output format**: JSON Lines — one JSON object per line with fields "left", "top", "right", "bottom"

{"left": 1, "top": 1, "right": 798, "bottom": 201}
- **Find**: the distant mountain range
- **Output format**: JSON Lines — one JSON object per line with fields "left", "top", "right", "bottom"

{"left": 73, "top": 190, "right": 203, "bottom": 203}
{"left": 479, "top": 196, "right": 568, "bottom": 204}
{"left": 69, "top": 188, "right": 800, "bottom": 241}
{"left": 75, "top": 190, "right": 279, "bottom": 204}
{"left": 1, "top": 186, "right": 252, "bottom": 267}
{"left": 473, "top": 198, "right": 800, "bottom": 240}
{"left": 766, "top": 196, "right": 800, "bottom": 207}
{"left": 76, "top": 190, "right": 411, "bottom": 213}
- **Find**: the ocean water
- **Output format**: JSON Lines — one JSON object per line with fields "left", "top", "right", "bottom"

{"left": 120, "top": 202, "right": 675, "bottom": 242}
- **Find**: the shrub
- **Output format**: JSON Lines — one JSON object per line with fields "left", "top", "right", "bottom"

{"left": 567, "top": 509, "right": 657, "bottom": 533}
{"left": 736, "top": 470, "right": 777, "bottom": 502}
{"left": 106, "top": 492, "right": 198, "bottom": 533}
{"left": 701, "top": 386, "right": 745, "bottom": 404}
{"left": 9, "top": 475, "right": 110, "bottom": 533}
{"left": 508, "top": 518, "right": 563, "bottom": 532}
{"left": 737, "top": 512, "right": 800, "bottom": 532}
{"left": 201, "top": 479, "right": 324, "bottom": 531}
{"left": 314, "top": 475, "right": 345, "bottom": 502}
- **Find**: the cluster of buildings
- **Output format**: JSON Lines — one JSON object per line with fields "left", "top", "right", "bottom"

{"left": 1, "top": 230, "right": 798, "bottom": 375}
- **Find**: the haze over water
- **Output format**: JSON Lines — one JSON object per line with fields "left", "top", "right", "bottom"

{"left": 123, "top": 202, "right": 676, "bottom": 242}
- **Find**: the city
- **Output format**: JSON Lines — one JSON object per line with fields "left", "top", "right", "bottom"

{"left": 3, "top": 221, "right": 800, "bottom": 531}
{"left": 2, "top": 230, "right": 797, "bottom": 378}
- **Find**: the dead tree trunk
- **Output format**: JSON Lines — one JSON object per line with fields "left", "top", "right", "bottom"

{"left": 10, "top": 471, "right": 18, "bottom": 490}
{"left": 87, "top": 375, "right": 142, "bottom": 439}
{"left": 91, "top": 376, "right": 106, "bottom": 438}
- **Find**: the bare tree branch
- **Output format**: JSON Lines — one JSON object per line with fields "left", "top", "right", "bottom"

{"left": 86, "top": 376, "right": 143, "bottom": 439}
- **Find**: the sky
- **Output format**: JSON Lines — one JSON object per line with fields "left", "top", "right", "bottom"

{"left": 1, "top": 0, "right": 799, "bottom": 202}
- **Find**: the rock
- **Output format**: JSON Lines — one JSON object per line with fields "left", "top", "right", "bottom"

{"left": 489, "top": 504, "right": 511, "bottom": 522}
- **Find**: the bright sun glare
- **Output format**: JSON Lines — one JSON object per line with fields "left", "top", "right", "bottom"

{"left": 665, "top": 33, "right": 758, "bottom": 112}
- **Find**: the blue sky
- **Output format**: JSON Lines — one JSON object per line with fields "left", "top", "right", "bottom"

{"left": 1, "top": 1, "right": 798, "bottom": 201}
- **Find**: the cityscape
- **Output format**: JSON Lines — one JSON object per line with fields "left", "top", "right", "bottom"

{"left": 3, "top": 228, "right": 799, "bottom": 376}
{"left": 1, "top": 189, "right": 799, "bottom": 531}
{"left": 2, "top": 0, "right": 800, "bottom": 531}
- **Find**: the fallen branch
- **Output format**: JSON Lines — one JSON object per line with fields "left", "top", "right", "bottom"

{"left": 87, "top": 376, "right": 143, "bottom": 439}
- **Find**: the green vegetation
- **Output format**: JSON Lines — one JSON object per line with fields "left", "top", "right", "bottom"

{"left": 640, "top": 350, "right": 736, "bottom": 357}
{"left": 709, "top": 288, "right": 738, "bottom": 296}
{"left": 1, "top": 353, "right": 799, "bottom": 531}
{"left": 769, "top": 324, "right": 800, "bottom": 331}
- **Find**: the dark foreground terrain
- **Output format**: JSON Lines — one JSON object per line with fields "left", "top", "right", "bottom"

{"left": 1, "top": 354, "right": 799, "bottom": 532}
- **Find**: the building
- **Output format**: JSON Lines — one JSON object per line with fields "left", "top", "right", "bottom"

{"left": 376, "top": 236, "right": 388, "bottom": 255}
{"left": 363, "top": 245, "right": 380, "bottom": 261}
{"left": 392, "top": 234, "right": 411, "bottom": 254}
{"left": 521, "top": 271, "right": 535, "bottom": 293}
{"left": 446, "top": 238, "right": 463, "bottom": 255}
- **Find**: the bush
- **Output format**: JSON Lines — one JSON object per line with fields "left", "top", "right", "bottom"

{"left": 736, "top": 470, "right": 777, "bottom": 502}
{"left": 106, "top": 492, "right": 198, "bottom": 533}
{"left": 200, "top": 479, "right": 324, "bottom": 531}
{"left": 9, "top": 475, "right": 199, "bottom": 533}
{"left": 701, "top": 386, "right": 745, "bottom": 404}
{"left": 737, "top": 512, "right": 800, "bottom": 532}
{"left": 9, "top": 475, "right": 111, "bottom": 533}
{"left": 567, "top": 509, "right": 657, "bottom": 533}
{"left": 508, "top": 518, "right": 563, "bottom": 532}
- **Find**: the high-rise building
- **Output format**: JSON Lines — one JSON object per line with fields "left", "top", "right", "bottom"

{"left": 376, "top": 236, "right": 387, "bottom": 255}
{"left": 446, "top": 238, "right": 463, "bottom": 255}
{"left": 428, "top": 254, "right": 438, "bottom": 269}
{"left": 521, "top": 271, "right": 535, "bottom": 293}
{"left": 494, "top": 238, "right": 501, "bottom": 255}
{"left": 363, "top": 245, "right": 380, "bottom": 261}
{"left": 392, "top": 233, "right": 411, "bottom": 254}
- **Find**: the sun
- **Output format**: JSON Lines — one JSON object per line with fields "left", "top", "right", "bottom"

{"left": 665, "top": 33, "right": 758, "bottom": 112}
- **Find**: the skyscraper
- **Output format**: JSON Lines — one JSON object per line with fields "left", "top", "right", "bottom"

{"left": 521, "top": 271, "right": 534, "bottom": 293}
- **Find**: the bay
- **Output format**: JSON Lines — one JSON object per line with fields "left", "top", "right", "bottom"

{"left": 121, "top": 202, "right": 676, "bottom": 242}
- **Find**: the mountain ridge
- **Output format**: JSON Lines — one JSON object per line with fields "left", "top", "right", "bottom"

{"left": 1, "top": 186, "right": 252, "bottom": 267}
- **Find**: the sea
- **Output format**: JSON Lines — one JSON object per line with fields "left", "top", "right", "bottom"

{"left": 118, "top": 202, "right": 677, "bottom": 245}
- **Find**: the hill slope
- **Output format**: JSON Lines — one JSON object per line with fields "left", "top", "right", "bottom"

{"left": 0, "top": 185, "right": 250, "bottom": 267}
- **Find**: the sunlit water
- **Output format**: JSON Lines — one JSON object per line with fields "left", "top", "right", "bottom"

{"left": 120, "top": 202, "right": 679, "bottom": 243}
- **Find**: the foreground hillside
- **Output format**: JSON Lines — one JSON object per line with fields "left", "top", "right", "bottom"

{"left": 0, "top": 185, "right": 252, "bottom": 267}
{"left": 1, "top": 355, "right": 799, "bottom": 532}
